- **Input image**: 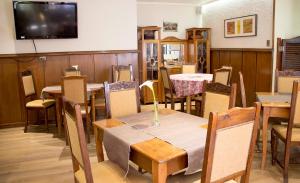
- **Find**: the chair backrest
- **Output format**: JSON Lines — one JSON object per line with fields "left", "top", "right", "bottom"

{"left": 63, "top": 98, "right": 94, "bottom": 183}
{"left": 201, "top": 81, "right": 237, "bottom": 119}
{"left": 182, "top": 64, "right": 197, "bottom": 74}
{"left": 112, "top": 64, "right": 133, "bottom": 82}
{"left": 275, "top": 69, "right": 300, "bottom": 93}
{"left": 287, "top": 81, "right": 300, "bottom": 131}
{"left": 160, "top": 67, "right": 175, "bottom": 94}
{"left": 62, "top": 76, "right": 87, "bottom": 105}
{"left": 213, "top": 68, "right": 232, "bottom": 85}
{"left": 201, "top": 103, "right": 261, "bottom": 183}
{"left": 65, "top": 67, "right": 81, "bottom": 77}
{"left": 104, "top": 81, "right": 141, "bottom": 118}
{"left": 239, "top": 71, "right": 247, "bottom": 107}
{"left": 20, "top": 70, "right": 36, "bottom": 98}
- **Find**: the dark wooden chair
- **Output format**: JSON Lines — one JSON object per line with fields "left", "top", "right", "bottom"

{"left": 271, "top": 80, "right": 300, "bottom": 183}
{"left": 62, "top": 98, "right": 147, "bottom": 183}
{"left": 213, "top": 67, "right": 232, "bottom": 85}
{"left": 104, "top": 81, "right": 141, "bottom": 118}
{"left": 200, "top": 81, "right": 237, "bottom": 119}
{"left": 275, "top": 69, "right": 300, "bottom": 94}
{"left": 160, "top": 67, "right": 185, "bottom": 111}
{"left": 20, "top": 70, "right": 56, "bottom": 132}
{"left": 62, "top": 75, "right": 91, "bottom": 143}
{"left": 201, "top": 103, "right": 261, "bottom": 183}
{"left": 112, "top": 64, "right": 134, "bottom": 82}
{"left": 239, "top": 71, "right": 247, "bottom": 107}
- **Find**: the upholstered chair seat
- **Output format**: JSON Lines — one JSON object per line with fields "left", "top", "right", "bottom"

{"left": 74, "top": 161, "right": 149, "bottom": 183}
{"left": 272, "top": 125, "right": 300, "bottom": 142}
{"left": 26, "top": 99, "right": 55, "bottom": 108}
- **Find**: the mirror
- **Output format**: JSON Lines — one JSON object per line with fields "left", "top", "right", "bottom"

{"left": 161, "top": 36, "right": 186, "bottom": 66}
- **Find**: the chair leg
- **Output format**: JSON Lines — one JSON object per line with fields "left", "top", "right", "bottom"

{"left": 164, "top": 97, "right": 167, "bottom": 108}
{"left": 180, "top": 99, "right": 184, "bottom": 112}
{"left": 271, "top": 129, "right": 277, "bottom": 165}
{"left": 54, "top": 106, "right": 58, "bottom": 127}
{"left": 171, "top": 99, "right": 175, "bottom": 110}
{"left": 86, "top": 112, "right": 91, "bottom": 143}
{"left": 44, "top": 109, "right": 49, "bottom": 132}
{"left": 283, "top": 142, "right": 291, "bottom": 183}
{"left": 24, "top": 108, "right": 29, "bottom": 133}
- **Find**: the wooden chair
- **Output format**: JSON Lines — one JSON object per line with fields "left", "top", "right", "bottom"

{"left": 62, "top": 76, "right": 91, "bottom": 143}
{"left": 112, "top": 64, "right": 134, "bottom": 82}
{"left": 62, "top": 98, "right": 148, "bottom": 183}
{"left": 104, "top": 81, "right": 141, "bottom": 118}
{"left": 160, "top": 67, "right": 185, "bottom": 111}
{"left": 201, "top": 81, "right": 237, "bottom": 119}
{"left": 182, "top": 64, "right": 197, "bottom": 74}
{"left": 213, "top": 67, "right": 232, "bottom": 85}
{"left": 20, "top": 70, "right": 56, "bottom": 132}
{"left": 65, "top": 67, "right": 81, "bottom": 77}
{"left": 239, "top": 71, "right": 247, "bottom": 107}
{"left": 201, "top": 103, "right": 261, "bottom": 183}
{"left": 275, "top": 69, "right": 300, "bottom": 93}
{"left": 271, "top": 80, "right": 300, "bottom": 183}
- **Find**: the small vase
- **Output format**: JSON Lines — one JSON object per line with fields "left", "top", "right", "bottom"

{"left": 153, "top": 101, "right": 159, "bottom": 126}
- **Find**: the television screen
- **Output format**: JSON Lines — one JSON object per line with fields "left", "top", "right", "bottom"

{"left": 13, "top": 1, "right": 78, "bottom": 39}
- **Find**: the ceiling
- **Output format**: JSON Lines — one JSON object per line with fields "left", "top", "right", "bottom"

{"left": 137, "top": 0, "right": 213, "bottom": 5}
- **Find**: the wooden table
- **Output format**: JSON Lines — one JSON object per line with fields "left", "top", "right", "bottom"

{"left": 42, "top": 84, "right": 103, "bottom": 137}
{"left": 256, "top": 92, "right": 291, "bottom": 169}
{"left": 94, "top": 109, "right": 207, "bottom": 183}
{"left": 170, "top": 73, "right": 213, "bottom": 114}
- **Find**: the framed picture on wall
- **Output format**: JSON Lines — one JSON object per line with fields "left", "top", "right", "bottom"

{"left": 163, "top": 22, "right": 178, "bottom": 32}
{"left": 224, "top": 14, "right": 257, "bottom": 38}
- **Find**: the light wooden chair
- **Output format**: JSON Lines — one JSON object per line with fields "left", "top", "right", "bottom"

{"left": 62, "top": 98, "right": 148, "bottom": 183}
{"left": 182, "top": 64, "right": 197, "bottom": 74}
{"left": 104, "top": 81, "right": 141, "bottom": 118}
{"left": 271, "top": 80, "right": 300, "bottom": 183}
{"left": 112, "top": 64, "right": 134, "bottom": 82}
{"left": 213, "top": 67, "right": 232, "bottom": 85}
{"left": 20, "top": 70, "right": 56, "bottom": 132}
{"left": 239, "top": 71, "right": 247, "bottom": 107}
{"left": 201, "top": 103, "right": 261, "bottom": 183}
{"left": 62, "top": 75, "right": 91, "bottom": 143}
{"left": 201, "top": 81, "right": 237, "bottom": 119}
{"left": 65, "top": 67, "right": 81, "bottom": 77}
{"left": 275, "top": 69, "right": 300, "bottom": 93}
{"left": 160, "top": 67, "right": 185, "bottom": 111}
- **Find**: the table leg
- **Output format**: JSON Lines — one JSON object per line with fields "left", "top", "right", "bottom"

{"left": 186, "top": 96, "right": 191, "bottom": 114}
{"left": 261, "top": 107, "right": 270, "bottom": 169}
{"left": 91, "top": 92, "right": 96, "bottom": 123}
{"left": 152, "top": 161, "right": 168, "bottom": 183}
{"left": 55, "top": 97, "right": 62, "bottom": 137}
{"left": 94, "top": 127, "right": 104, "bottom": 162}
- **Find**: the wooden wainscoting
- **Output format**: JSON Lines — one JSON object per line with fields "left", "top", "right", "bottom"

{"left": 0, "top": 50, "right": 138, "bottom": 128}
{"left": 211, "top": 48, "right": 273, "bottom": 106}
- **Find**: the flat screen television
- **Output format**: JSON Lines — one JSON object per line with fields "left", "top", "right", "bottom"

{"left": 13, "top": 1, "right": 78, "bottom": 40}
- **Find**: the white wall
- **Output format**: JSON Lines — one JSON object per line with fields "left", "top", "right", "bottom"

{"left": 0, "top": 0, "right": 137, "bottom": 54}
{"left": 137, "top": 2, "right": 201, "bottom": 39}
{"left": 202, "top": 0, "right": 273, "bottom": 48}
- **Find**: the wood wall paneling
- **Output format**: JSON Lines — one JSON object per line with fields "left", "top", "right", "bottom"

{"left": 44, "top": 55, "right": 69, "bottom": 86}
{"left": 256, "top": 52, "right": 273, "bottom": 92}
{"left": 94, "top": 54, "right": 117, "bottom": 83}
{"left": 69, "top": 55, "right": 95, "bottom": 82}
{"left": 242, "top": 51, "right": 257, "bottom": 106}
{"left": 229, "top": 51, "right": 243, "bottom": 106}
{"left": 210, "top": 50, "right": 220, "bottom": 72}
{"left": 219, "top": 51, "right": 231, "bottom": 66}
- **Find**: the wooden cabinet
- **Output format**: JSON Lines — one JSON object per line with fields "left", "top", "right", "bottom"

{"left": 137, "top": 26, "right": 163, "bottom": 103}
{"left": 186, "top": 28, "right": 211, "bottom": 73}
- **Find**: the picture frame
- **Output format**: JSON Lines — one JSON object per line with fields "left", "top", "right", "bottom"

{"left": 163, "top": 22, "right": 178, "bottom": 32}
{"left": 224, "top": 14, "right": 257, "bottom": 38}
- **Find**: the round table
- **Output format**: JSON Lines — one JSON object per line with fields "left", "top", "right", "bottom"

{"left": 170, "top": 73, "right": 213, "bottom": 113}
{"left": 42, "top": 83, "right": 103, "bottom": 137}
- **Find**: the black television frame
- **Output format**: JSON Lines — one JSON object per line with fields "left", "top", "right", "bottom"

{"left": 13, "top": 1, "right": 78, "bottom": 40}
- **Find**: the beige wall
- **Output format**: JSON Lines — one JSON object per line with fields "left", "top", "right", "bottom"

{"left": 201, "top": 0, "right": 273, "bottom": 48}
{"left": 137, "top": 2, "right": 201, "bottom": 39}
{"left": 0, "top": 0, "right": 137, "bottom": 54}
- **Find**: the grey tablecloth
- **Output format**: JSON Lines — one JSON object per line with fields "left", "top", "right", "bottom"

{"left": 257, "top": 94, "right": 291, "bottom": 103}
{"left": 103, "top": 110, "right": 208, "bottom": 175}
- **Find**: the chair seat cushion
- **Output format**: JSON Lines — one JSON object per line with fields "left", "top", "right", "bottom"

{"left": 74, "top": 160, "right": 149, "bottom": 183}
{"left": 273, "top": 125, "right": 300, "bottom": 142}
{"left": 165, "top": 93, "right": 185, "bottom": 100}
{"left": 26, "top": 99, "right": 55, "bottom": 108}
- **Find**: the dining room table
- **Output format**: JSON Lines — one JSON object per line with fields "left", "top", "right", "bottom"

{"left": 42, "top": 83, "right": 103, "bottom": 137}
{"left": 256, "top": 92, "right": 291, "bottom": 169}
{"left": 93, "top": 108, "right": 209, "bottom": 183}
{"left": 170, "top": 73, "right": 213, "bottom": 114}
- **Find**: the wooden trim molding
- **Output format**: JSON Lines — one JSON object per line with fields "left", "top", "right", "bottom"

{"left": 0, "top": 49, "right": 138, "bottom": 58}
{"left": 211, "top": 48, "right": 272, "bottom": 52}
